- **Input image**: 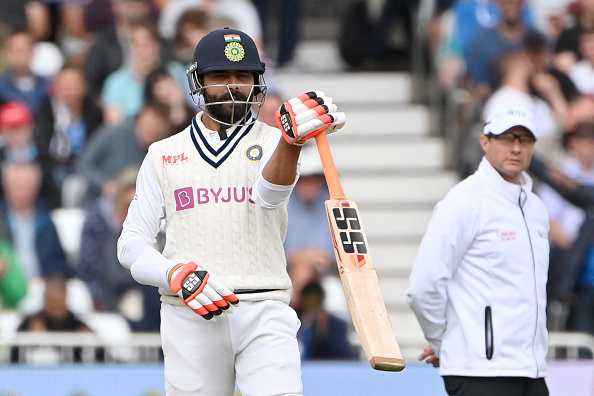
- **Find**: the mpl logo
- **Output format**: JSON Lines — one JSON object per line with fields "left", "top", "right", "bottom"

{"left": 163, "top": 153, "right": 189, "bottom": 166}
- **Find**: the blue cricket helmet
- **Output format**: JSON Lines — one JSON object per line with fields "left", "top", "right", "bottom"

{"left": 191, "top": 27, "right": 265, "bottom": 75}
{"left": 186, "top": 28, "right": 267, "bottom": 127}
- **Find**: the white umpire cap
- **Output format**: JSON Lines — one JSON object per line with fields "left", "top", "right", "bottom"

{"left": 483, "top": 106, "right": 538, "bottom": 139}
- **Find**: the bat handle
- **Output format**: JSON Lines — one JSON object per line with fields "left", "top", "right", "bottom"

{"left": 314, "top": 132, "right": 347, "bottom": 200}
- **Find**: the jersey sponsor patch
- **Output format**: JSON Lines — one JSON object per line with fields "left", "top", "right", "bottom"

{"left": 162, "top": 152, "right": 189, "bottom": 165}
{"left": 174, "top": 187, "right": 195, "bottom": 211}
{"left": 173, "top": 186, "right": 255, "bottom": 210}
{"left": 245, "top": 144, "right": 263, "bottom": 162}
{"left": 496, "top": 230, "right": 517, "bottom": 242}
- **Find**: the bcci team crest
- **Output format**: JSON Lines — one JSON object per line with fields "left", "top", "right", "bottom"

{"left": 224, "top": 34, "right": 245, "bottom": 62}
{"left": 245, "top": 144, "right": 263, "bottom": 162}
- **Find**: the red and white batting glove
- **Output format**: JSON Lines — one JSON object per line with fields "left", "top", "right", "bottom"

{"left": 275, "top": 91, "right": 346, "bottom": 145}
{"left": 169, "top": 262, "right": 239, "bottom": 320}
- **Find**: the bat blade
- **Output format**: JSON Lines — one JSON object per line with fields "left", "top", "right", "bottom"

{"left": 325, "top": 198, "right": 405, "bottom": 372}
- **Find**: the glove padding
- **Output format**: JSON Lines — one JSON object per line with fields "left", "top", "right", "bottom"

{"left": 276, "top": 91, "right": 346, "bottom": 145}
{"left": 169, "top": 262, "right": 239, "bottom": 320}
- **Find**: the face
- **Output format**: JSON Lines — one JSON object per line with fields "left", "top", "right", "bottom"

{"left": 1, "top": 125, "right": 34, "bottom": 150}
{"left": 524, "top": 48, "right": 550, "bottom": 73}
{"left": 54, "top": 68, "right": 87, "bottom": 109}
{"left": 113, "top": 0, "right": 150, "bottom": 24}
{"left": 177, "top": 25, "right": 208, "bottom": 63}
{"left": 152, "top": 76, "right": 184, "bottom": 105}
{"left": 44, "top": 284, "right": 68, "bottom": 320}
{"left": 296, "top": 175, "right": 326, "bottom": 204}
{"left": 202, "top": 70, "right": 256, "bottom": 124}
{"left": 497, "top": 0, "right": 524, "bottom": 24}
{"left": 480, "top": 126, "right": 536, "bottom": 184}
{"left": 6, "top": 32, "right": 34, "bottom": 72}
{"left": 135, "top": 108, "right": 171, "bottom": 147}
{"left": 580, "top": 32, "right": 594, "bottom": 65}
{"left": 130, "top": 26, "right": 161, "bottom": 68}
{"left": 568, "top": 131, "right": 594, "bottom": 168}
{"left": 2, "top": 164, "right": 41, "bottom": 211}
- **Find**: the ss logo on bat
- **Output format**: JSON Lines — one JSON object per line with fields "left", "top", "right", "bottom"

{"left": 333, "top": 207, "right": 368, "bottom": 254}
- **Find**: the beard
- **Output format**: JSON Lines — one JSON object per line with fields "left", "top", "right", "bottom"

{"left": 203, "top": 90, "right": 252, "bottom": 125}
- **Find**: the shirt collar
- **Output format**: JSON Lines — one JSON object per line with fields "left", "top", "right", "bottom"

{"left": 478, "top": 156, "right": 533, "bottom": 203}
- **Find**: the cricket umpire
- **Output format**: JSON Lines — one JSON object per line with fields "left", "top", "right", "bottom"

{"left": 117, "top": 28, "right": 345, "bottom": 395}
{"left": 407, "top": 106, "right": 550, "bottom": 396}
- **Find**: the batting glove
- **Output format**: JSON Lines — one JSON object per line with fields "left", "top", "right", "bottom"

{"left": 169, "top": 262, "right": 239, "bottom": 320}
{"left": 276, "top": 91, "right": 346, "bottom": 145}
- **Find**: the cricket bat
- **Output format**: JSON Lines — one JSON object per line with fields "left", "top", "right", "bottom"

{"left": 314, "top": 132, "right": 405, "bottom": 372}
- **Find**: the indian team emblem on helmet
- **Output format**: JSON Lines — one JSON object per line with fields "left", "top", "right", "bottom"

{"left": 245, "top": 144, "right": 263, "bottom": 162}
{"left": 224, "top": 33, "right": 245, "bottom": 62}
{"left": 225, "top": 42, "right": 245, "bottom": 62}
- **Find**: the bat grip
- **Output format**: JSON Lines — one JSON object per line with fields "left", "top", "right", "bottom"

{"left": 314, "top": 132, "right": 347, "bottom": 200}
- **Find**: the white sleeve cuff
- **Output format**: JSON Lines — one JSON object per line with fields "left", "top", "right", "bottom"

{"left": 252, "top": 176, "right": 295, "bottom": 209}
{"left": 130, "top": 248, "right": 177, "bottom": 289}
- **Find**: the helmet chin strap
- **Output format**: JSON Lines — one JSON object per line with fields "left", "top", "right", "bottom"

{"left": 218, "top": 124, "right": 228, "bottom": 140}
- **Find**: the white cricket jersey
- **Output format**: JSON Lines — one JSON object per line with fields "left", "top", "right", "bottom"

{"left": 118, "top": 112, "right": 298, "bottom": 304}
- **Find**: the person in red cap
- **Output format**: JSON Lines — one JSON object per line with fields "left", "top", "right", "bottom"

{"left": 0, "top": 101, "right": 60, "bottom": 208}
{"left": 0, "top": 102, "right": 36, "bottom": 161}
{"left": 0, "top": 102, "right": 33, "bottom": 128}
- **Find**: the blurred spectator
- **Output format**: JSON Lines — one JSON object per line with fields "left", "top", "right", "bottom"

{"left": 566, "top": 93, "right": 594, "bottom": 134}
{"left": 0, "top": 101, "right": 60, "bottom": 208}
{"left": 75, "top": 102, "right": 172, "bottom": 204}
{"left": 1, "top": 162, "right": 70, "bottom": 279}
{"left": 522, "top": 30, "right": 580, "bottom": 102}
{"left": 83, "top": 0, "right": 154, "bottom": 100}
{"left": 530, "top": 149, "right": 594, "bottom": 352}
{"left": 0, "top": 30, "right": 50, "bottom": 114}
{"left": 0, "top": 213, "right": 27, "bottom": 310}
{"left": 554, "top": 0, "right": 594, "bottom": 73}
{"left": 143, "top": 67, "right": 193, "bottom": 134}
{"left": 339, "top": 0, "right": 422, "bottom": 71}
{"left": 34, "top": 66, "right": 104, "bottom": 199}
{"left": 173, "top": 8, "right": 210, "bottom": 65}
{"left": 464, "top": 0, "right": 540, "bottom": 96}
{"left": 483, "top": 50, "right": 567, "bottom": 157}
{"left": 297, "top": 281, "right": 356, "bottom": 361}
{"left": 252, "top": 0, "right": 301, "bottom": 68}
{"left": 537, "top": 122, "right": 594, "bottom": 329}
{"left": 287, "top": 248, "right": 334, "bottom": 312}
{"left": 10, "top": 274, "right": 96, "bottom": 363}
{"left": 458, "top": 50, "right": 567, "bottom": 178}
{"left": 433, "top": 0, "right": 535, "bottom": 91}
{"left": 100, "top": 20, "right": 186, "bottom": 125}
{"left": 76, "top": 165, "right": 138, "bottom": 310}
{"left": 285, "top": 146, "right": 333, "bottom": 259}
{"left": 567, "top": 26, "right": 594, "bottom": 96}
{"left": 156, "top": 0, "right": 263, "bottom": 49}
{"left": 0, "top": 1, "right": 51, "bottom": 41}
{"left": 285, "top": 147, "right": 348, "bottom": 320}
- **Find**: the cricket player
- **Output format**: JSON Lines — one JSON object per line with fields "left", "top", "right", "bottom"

{"left": 117, "top": 28, "right": 345, "bottom": 395}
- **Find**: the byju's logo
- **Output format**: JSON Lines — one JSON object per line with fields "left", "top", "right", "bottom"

{"left": 173, "top": 186, "right": 255, "bottom": 211}
{"left": 174, "top": 187, "right": 194, "bottom": 211}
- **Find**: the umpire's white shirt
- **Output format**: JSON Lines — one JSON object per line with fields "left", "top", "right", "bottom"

{"left": 407, "top": 157, "right": 550, "bottom": 378}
